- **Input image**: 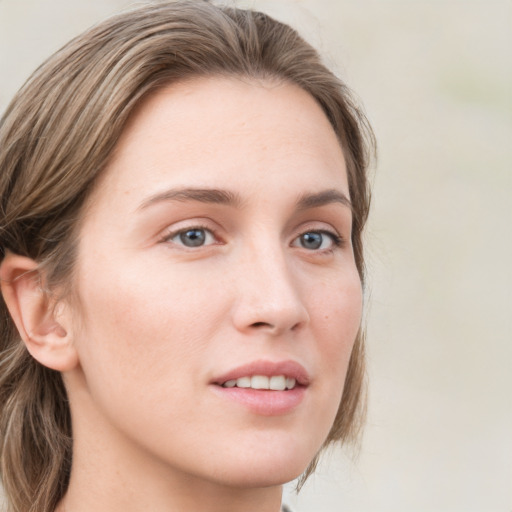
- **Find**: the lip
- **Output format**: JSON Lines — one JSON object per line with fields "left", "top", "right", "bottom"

{"left": 210, "top": 359, "right": 310, "bottom": 416}
{"left": 212, "top": 359, "right": 310, "bottom": 387}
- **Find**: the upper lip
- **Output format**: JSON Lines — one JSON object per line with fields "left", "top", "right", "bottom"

{"left": 212, "top": 359, "right": 310, "bottom": 387}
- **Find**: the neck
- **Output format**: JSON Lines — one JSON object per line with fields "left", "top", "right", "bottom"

{"left": 58, "top": 436, "right": 284, "bottom": 512}
{"left": 59, "top": 476, "right": 283, "bottom": 512}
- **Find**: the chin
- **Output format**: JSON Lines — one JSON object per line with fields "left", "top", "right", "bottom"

{"left": 219, "top": 464, "right": 306, "bottom": 489}
{"left": 206, "top": 440, "right": 317, "bottom": 489}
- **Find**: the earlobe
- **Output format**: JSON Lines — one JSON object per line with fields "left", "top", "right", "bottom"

{"left": 0, "top": 252, "right": 78, "bottom": 372}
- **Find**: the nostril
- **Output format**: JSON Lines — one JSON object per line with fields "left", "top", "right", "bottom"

{"left": 251, "top": 322, "right": 273, "bottom": 329}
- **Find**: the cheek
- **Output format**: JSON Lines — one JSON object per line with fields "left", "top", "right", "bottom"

{"left": 315, "top": 270, "right": 362, "bottom": 350}
{"left": 70, "top": 262, "right": 223, "bottom": 406}
{"left": 310, "top": 271, "right": 363, "bottom": 400}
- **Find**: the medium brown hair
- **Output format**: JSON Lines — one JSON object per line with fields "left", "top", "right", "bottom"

{"left": 0, "top": 1, "right": 374, "bottom": 510}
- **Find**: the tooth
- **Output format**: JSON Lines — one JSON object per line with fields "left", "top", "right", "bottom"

{"left": 224, "top": 380, "right": 236, "bottom": 388}
{"left": 269, "top": 375, "right": 286, "bottom": 391}
{"left": 285, "top": 377, "right": 296, "bottom": 390}
{"left": 236, "top": 377, "right": 251, "bottom": 388}
{"left": 251, "top": 375, "right": 269, "bottom": 389}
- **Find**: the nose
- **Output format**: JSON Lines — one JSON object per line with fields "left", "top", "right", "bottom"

{"left": 230, "top": 246, "right": 310, "bottom": 337}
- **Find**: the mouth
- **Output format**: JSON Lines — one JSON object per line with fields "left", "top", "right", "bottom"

{"left": 212, "top": 359, "right": 309, "bottom": 394}
{"left": 213, "top": 359, "right": 309, "bottom": 388}
{"left": 221, "top": 375, "right": 298, "bottom": 391}
{"left": 210, "top": 360, "right": 309, "bottom": 415}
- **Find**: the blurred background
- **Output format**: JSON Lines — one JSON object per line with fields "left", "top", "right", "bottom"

{"left": 1, "top": 0, "right": 510, "bottom": 511}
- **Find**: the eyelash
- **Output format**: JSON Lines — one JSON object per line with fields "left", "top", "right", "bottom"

{"left": 159, "top": 225, "right": 344, "bottom": 252}
{"left": 159, "top": 223, "right": 218, "bottom": 247}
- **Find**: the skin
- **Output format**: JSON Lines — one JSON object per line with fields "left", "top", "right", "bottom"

{"left": 4, "top": 77, "right": 363, "bottom": 512}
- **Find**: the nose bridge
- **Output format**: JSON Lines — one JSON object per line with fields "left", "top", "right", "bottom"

{"left": 231, "top": 235, "right": 309, "bottom": 335}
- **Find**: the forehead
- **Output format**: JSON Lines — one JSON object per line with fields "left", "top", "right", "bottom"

{"left": 88, "top": 76, "right": 348, "bottom": 212}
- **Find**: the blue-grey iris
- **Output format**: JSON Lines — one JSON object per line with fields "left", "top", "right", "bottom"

{"left": 301, "top": 232, "right": 322, "bottom": 250}
{"left": 179, "top": 229, "right": 206, "bottom": 247}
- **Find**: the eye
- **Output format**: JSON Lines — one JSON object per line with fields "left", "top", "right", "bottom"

{"left": 167, "top": 227, "right": 216, "bottom": 248}
{"left": 292, "top": 230, "right": 341, "bottom": 251}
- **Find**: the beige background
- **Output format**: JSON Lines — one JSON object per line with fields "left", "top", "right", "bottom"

{"left": 1, "top": 1, "right": 511, "bottom": 511}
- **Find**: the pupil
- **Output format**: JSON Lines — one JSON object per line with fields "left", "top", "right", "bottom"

{"left": 302, "top": 232, "right": 322, "bottom": 249}
{"left": 180, "top": 229, "right": 206, "bottom": 247}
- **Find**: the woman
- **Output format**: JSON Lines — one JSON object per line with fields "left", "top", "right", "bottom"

{"left": 0, "top": 2, "right": 374, "bottom": 511}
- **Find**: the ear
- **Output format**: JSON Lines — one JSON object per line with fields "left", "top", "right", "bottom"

{"left": 0, "top": 252, "right": 78, "bottom": 372}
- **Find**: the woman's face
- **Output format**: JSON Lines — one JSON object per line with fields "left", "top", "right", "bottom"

{"left": 67, "top": 77, "right": 362, "bottom": 488}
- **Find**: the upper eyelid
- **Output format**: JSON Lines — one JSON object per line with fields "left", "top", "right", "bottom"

{"left": 159, "top": 223, "right": 219, "bottom": 243}
{"left": 292, "top": 228, "right": 339, "bottom": 240}
{"left": 158, "top": 216, "right": 219, "bottom": 233}
{"left": 292, "top": 221, "right": 344, "bottom": 239}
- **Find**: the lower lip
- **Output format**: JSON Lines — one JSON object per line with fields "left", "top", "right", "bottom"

{"left": 210, "top": 385, "right": 306, "bottom": 416}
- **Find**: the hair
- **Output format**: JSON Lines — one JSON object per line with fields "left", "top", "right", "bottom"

{"left": 0, "top": 1, "right": 375, "bottom": 511}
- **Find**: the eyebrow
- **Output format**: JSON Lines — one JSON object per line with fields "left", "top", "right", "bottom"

{"left": 137, "top": 187, "right": 351, "bottom": 212}
{"left": 296, "top": 189, "right": 352, "bottom": 211}
{"left": 138, "top": 187, "right": 243, "bottom": 210}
